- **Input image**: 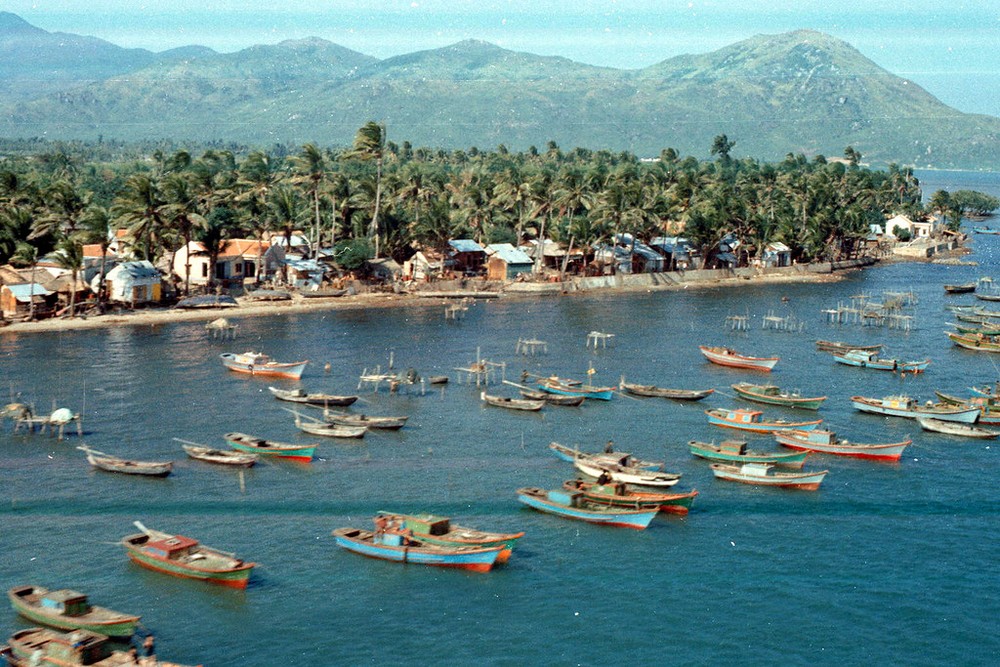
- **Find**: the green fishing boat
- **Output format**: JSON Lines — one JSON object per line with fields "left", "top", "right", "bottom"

{"left": 689, "top": 439, "right": 810, "bottom": 468}
{"left": 7, "top": 586, "right": 139, "bottom": 638}
{"left": 121, "top": 522, "right": 255, "bottom": 589}
{"left": 731, "top": 382, "right": 827, "bottom": 410}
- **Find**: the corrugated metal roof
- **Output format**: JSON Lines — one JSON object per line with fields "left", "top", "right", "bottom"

{"left": 116, "top": 261, "right": 160, "bottom": 279}
{"left": 766, "top": 242, "right": 791, "bottom": 253}
{"left": 448, "top": 239, "right": 485, "bottom": 253}
{"left": 5, "top": 283, "right": 52, "bottom": 299}
{"left": 486, "top": 243, "right": 533, "bottom": 265}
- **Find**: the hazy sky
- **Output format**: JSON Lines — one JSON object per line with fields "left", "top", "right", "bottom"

{"left": 8, "top": 1, "right": 1000, "bottom": 116}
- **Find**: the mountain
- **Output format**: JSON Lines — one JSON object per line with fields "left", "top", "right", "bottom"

{"left": 0, "top": 16, "right": 997, "bottom": 169}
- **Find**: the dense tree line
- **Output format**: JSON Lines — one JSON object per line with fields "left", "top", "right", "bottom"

{"left": 3, "top": 125, "right": 989, "bottom": 308}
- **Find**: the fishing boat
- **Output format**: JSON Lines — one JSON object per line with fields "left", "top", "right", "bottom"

{"left": 730, "top": 382, "right": 826, "bottom": 410}
{"left": 850, "top": 395, "right": 981, "bottom": 423}
{"left": 320, "top": 411, "right": 408, "bottom": 430}
{"left": 946, "top": 331, "right": 1000, "bottom": 352}
{"left": 562, "top": 480, "right": 699, "bottom": 515}
{"left": 948, "top": 321, "right": 1000, "bottom": 336}
{"left": 7, "top": 586, "right": 139, "bottom": 638}
{"left": 944, "top": 282, "right": 977, "bottom": 294}
{"left": 973, "top": 226, "right": 1000, "bottom": 234}
{"left": 705, "top": 407, "right": 822, "bottom": 433}
{"left": 373, "top": 511, "right": 524, "bottom": 563}
{"left": 572, "top": 456, "right": 682, "bottom": 488}
{"left": 121, "top": 522, "right": 255, "bottom": 589}
{"left": 220, "top": 352, "right": 307, "bottom": 380}
{"left": 3, "top": 627, "right": 196, "bottom": 667}
{"left": 480, "top": 391, "right": 545, "bottom": 411}
{"left": 774, "top": 429, "right": 911, "bottom": 462}
{"left": 267, "top": 385, "right": 359, "bottom": 406}
{"left": 77, "top": 446, "right": 172, "bottom": 477}
{"left": 916, "top": 417, "right": 998, "bottom": 439}
{"left": 815, "top": 340, "right": 884, "bottom": 354}
{"left": 548, "top": 442, "right": 664, "bottom": 470}
{"left": 699, "top": 345, "right": 778, "bottom": 371}
{"left": 516, "top": 487, "right": 658, "bottom": 529}
{"left": 224, "top": 431, "right": 316, "bottom": 461}
{"left": 832, "top": 349, "right": 930, "bottom": 373}
{"left": 518, "top": 389, "right": 585, "bottom": 406}
{"left": 331, "top": 527, "right": 504, "bottom": 573}
{"left": 535, "top": 377, "right": 615, "bottom": 401}
{"left": 179, "top": 442, "right": 257, "bottom": 467}
{"left": 292, "top": 415, "right": 367, "bottom": 439}
{"left": 688, "top": 439, "right": 809, "bottom": 468}
{"left": 709, "top": 463, "right": 828, "bottom": 490}
{"left": 618, "top": 380, "right": 714, "bottom": 400}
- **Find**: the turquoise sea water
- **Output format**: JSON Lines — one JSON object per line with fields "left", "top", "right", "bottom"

{"left": 2, "top": 174, "right": 999, "bottom": 666}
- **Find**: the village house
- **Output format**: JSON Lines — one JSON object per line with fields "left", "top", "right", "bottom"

{"left": 484, "top": 243, "right": 534, "bottom": 281}
{"left": 1, "top": 283, "right": 56, "bottom": 320}
{"left": 649, "top": 237, "right": 695, "bottom": 270}
{"left": 447, "top": 239, "right": 487, "bottom": 276}
{"left": 885, "top": 214, "right": 935, "bottom": 239}
{"left": 99, "top": 261, "right": 164, "bottom": 305}
{"left": 519, "top": 239, "right": 584, "bottom": 273}
{"left": 404, "top": 249, "right": 453, "bottom": 281}
{"left": 762, "top": 242, "right": 793, "bottom": 268}
{"left": 172, "top": 240, "right": 284, "bottom": 288}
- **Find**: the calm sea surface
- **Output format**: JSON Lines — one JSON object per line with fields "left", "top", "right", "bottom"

{"left": 2, "top": 171, "right": 999, "bottom": 666}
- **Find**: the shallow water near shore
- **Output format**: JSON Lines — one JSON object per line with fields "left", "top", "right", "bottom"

{"left": 3, "top": 174, "right": 1000, "bottom": 665}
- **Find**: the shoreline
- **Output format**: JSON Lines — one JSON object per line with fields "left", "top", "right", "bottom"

{"left": 0, "top": 267, "right": 851, "bottom": 336}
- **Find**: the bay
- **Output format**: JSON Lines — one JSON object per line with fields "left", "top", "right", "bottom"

{"left": 2, "top": 173, "right": 999, "bottom": 666}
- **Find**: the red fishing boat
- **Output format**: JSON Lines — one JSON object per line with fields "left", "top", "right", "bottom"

{"left": 699, "top": 345, "right": 778, "bottom": 371}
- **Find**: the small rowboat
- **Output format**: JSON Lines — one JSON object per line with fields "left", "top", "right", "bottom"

{"left": 268, "top": 385, "right": 359, "bottom": 406}
{"left": 516, "top": 487, "right": 659, "bottom": 529}
{"left": 916, "top": 417, "right": 998, "bottom": 439}
{"left": 536, "top": 377, "right": 614, "bottom": 401}
{"left": 220, "top": 352, "right": 307, "bottom": 380}
{"left": 850, "top": 395, "right": 981, "bottom": 423}
{"left": 519, "top": 389, "right": 585, "bottom": 406}
{"left": 730, "top": 382, "right": 826, "bottom": 410}
{"left": 815, "top": 340, "right": 884, "bottom": 354}
{"left": 292, "top": 416, "right": 367, "bottom": 439}
{"left": 572, "top": 456, "right": 681, "bottom": 488}
{"left": 4, "top": 627, "right": 197, "bottom": 667}
{"left": 833, "top": 349, "right": 930, "bottom": 373}
{"left": 562, "top": 479, "right": 698, "bottom": 515}
{"left": 775, "top": 429, "right": 911, "bottom": 462}
{"left": 179, "top": 442, "right": 257, "bottom": 467}
{"left": 77, "top": 446, "right": 173, "bottom": 477}
{"left": 688, "top": 439, "right": 809, "bottom": 468}
{"left": 944, "top": 282, "right": 976, "bottom": 294}
{"left": 224, "top": 431, "right": 317, "bottom": 461}
{"left": 709, "top": 463, "right": 828, "bottom": 490}
{"left": 7, "top": 586, "right": 140, "bottom": 638}
{"left": 121, "top": 521, "right": 255, "bottom": 589}
{"left": 619, "top": 380, "right": 714, "bottom": 400}
{"left": 332, "top": 527, "right": 504, "bottom": 572}
{"left": 698, "top": 345, "right": 778, "bottom": 371}
{"left": 321, "top": 411, "right": 408, "bottom": 430}
{"left": 548, "top": 442, "right": 664, "bottom": 470}
{"left": 480, "top": 391, "right": 545, "bottom": 411}
{"left": 705, "top": 407, "right": 822, "bottom": 433}
{"left": 373, "top": 511, "right": 524, "bottom": 563}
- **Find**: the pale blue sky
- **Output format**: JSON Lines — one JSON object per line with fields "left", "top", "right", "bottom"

{"left": 7, "top": 1, "right": 1000, "bottom": 116}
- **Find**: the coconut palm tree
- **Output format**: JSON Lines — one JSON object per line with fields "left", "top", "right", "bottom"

{"left": 347, "top": 122, "right": 387, "bottom": 257}
{"left": 161, "top": 173, "right": 208, "bottom": 295}
{"left": 111, "top": 174, "right": 166, "bottom": 261}
{"left": 267, "top": 186, "right": 306, "bottom": 284}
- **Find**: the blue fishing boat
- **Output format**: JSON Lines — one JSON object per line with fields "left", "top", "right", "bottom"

{"left": 516, "top": 487, "right": 658, "bottom": 529}
{"left": 331, "top": 527, "right": 504, "bottom": 572}
{"left": 832, "top": 349, "right": 930, "bottom": 373}
{"left": 536, "top": 377, "right": 614, "bottom": 400}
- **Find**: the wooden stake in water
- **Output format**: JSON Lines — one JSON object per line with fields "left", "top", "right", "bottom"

{"left": 239, "top": 470, "right": 246, "bottom": 494}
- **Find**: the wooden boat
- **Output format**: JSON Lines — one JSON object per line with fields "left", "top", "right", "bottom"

{"left": 373, "top": 512, "right": 524, "bottom": 563}
{"left": 815, "top": 340, "right": 884, "bottom": 354}
{"left": 948, "top": 321, "right": 1000, "bottom": 336}
{"left": 619, "top": 380, "right": 714, "bottom": 400}
{"left": 179, "top": 442, "right": 257, "bottom": 467}
{"left": 121, "top": 522, "right": 255, "bottom": 589}
{"left": 548, "top": 442, "right": 664, "bottom": 470}
{"left": 77, "top": 446, "right": 172, "bottom": 477}
{"left": 299, "top": 287, "right": 348, "bottom": 298}
{"left": 480, "top": 391, "right": 545, "bottom": 411}
{"left": 975, "top": 292, "right": 1000, "bottom": 302}
{"left": 944, "top": 282, "right": 977, "bottom": 294}
{"left": 562, "top": 479, "right": 698, "bottom": 515}
{"left": 709, "top": 463, "right": 828, "bottom": 490}
{"left": 428, "top": 375, "right": 449, "bottom": 385}
{"left": 699, "top": 345, "right": 778, "bottom": 371}
{"left": 916, "top": 417, "right": 999, "bottom": 439}
{"left": 730, "top": 382, "right": 826, "bottom": 410}
{"left": 7, "top": 586, "right": 139, "bottom": 638}
{"left": 832, "top": 349, "right": 930, "bottom": 373}
{"left": 946, "top": 331, "right": 1000, "bottom": 352}
{"left": 321, "top": 411, "right": 408, "bottom": 430}
{"left": 268, "top": 385, "right": 359, "bottom": 406}
{"left": 688, "top": 439, "right": 809, "bottom": 468}
{"left": 224, "top": 431, "right": 316, "bottom": 461}
{"left": 220, "top": 351, "right": 307, "bottom": 380}
{"left": 572, "top": 456, "right": 682, "bottom": 488}
{"left": 331, "top": 527, "right": 504, "bottom": 573}
{"left": 516, "top": 487, "right": 658, "bottom": 529}
{"left": 705, "top": 407, "right": 822, "bottom": 433}
{"left": 519, "top": 389, "right": 585, "bottom": 406}
{"left": 3, "top": 627, "right": 196, "bottom": 667}
{"left": 290, "top": 416, "right": 366, "bottom": 439}
{"left": 973, "top": 226, "right": 1000, "bottom": 234}
{"left": 535, "top": 377, "right": 614, "bottom": 401}
{"left": 850, "top": 395, "right": 980, "bottom": 423}
{"left": 775, "top": 429, "right": 911, "bottom": 462}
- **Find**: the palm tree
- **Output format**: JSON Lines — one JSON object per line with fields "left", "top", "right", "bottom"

{"left": 111, "top": 174, "right": 166, "bottom": 261}
{"left": 79, "top": 204, "right": 114, "bottom": 308}
{"left": 347, "top": 122, "right": 387, "bottom": 257}
{"left": 267, "top": 186, "right": 306, "bottom": 283}
{"left": 291, "top": 143, "right": 329, "bottom": 259}
{"left": 53, "top": 236, "right": 84, "bottom": 317}
{"left": 161, "top": 173, "right": 208, "bottom": 295}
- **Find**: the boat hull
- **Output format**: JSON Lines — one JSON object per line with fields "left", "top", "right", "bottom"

{"left": 332, "top": 529, "right": 502, "bottom": 572}
{"left": 563, "top": 480, "right": 698, "bottom": 515}
{"left": 699, "top": 346, "right": 778, "bottom": 371}
{"left": 221, "top": 353, "right": 307, "bottom": 380}
{"left": 947, "top": 331, "right": 1000, "bottom": 352}
{"left": 122, "top": 544, "right": 254, "bottom": 589}
{"left": 537, "top": 381, "right": 614, "bottom": 401}
{"left": 850, "top": 396, "right": 980, "bottom": 423}
{"left": 7, "top": 587, "right": 139, "bottom": 638}
{"left": 573, "top": 458, "right": 680, "bottom": 488}
{"left": 224, "top": 432, "right": 316, "bottom": 461}
{"left": 688, "top": 441, "right": 809, "bottom": 468}
{"left": 774, "top": 430, "right": 910, "bottom": 462}
{"left": 709, "top": 464, "right": 827, "bottom": 490}
{"left": 833, "top": 352, "right": 930, "bottom": 372}
{"left": 705, "top": 409, "right": 822, "bottom": 433}
{"left": 517, "top": 488, "right": 657, "bottom": 529}
{"left": 730, "top": 383, "right": 826, "bottom": 410}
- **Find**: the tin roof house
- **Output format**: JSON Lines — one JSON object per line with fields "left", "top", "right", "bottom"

{"left": 1, "top": 283, "right": 56, "bottom": 320}
{"left": 448, "top": 239, "right": 487, "bottom": 276}
{"left": 485, "top": 243, "right": 533, "bottom": 281}
{"left": 98, "top": 261, "right": 163, "bottom": 304}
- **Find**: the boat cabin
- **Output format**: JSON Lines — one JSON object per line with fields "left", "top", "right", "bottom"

{"left": 142, "top": 535, "right": 200, "bottom": 560}
{"left": 40, "top": 589, "right": 90, "bottom": 617}
{"left": 39, "top": 629, "right": 111, "bottom": 665}
{"left": 547, "top": 489, "right": 582, "bottom": 507}
{"left": 395, "top": 513, "right": 451, "bottom": 536}
{"left": 718, "top": 440, "right": 749, "bottom": 455}
{"left": 724, "top": 409, "right": 763, "bottom": 423}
